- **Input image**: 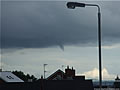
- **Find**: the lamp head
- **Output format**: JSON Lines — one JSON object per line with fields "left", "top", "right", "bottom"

{"left": 67, "top": 2, "right": 76, "bottom": 9}
{"left": 67, "top": 2, "right": 85, "bottom": 9}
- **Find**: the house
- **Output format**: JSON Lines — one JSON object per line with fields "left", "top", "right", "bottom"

{"left": 47, "top": 66, "right": 86, "bottom": 81}
{"left": 0, "top": 71, "right": 24, "bottom": 83}
{"left": 39, "top": 66, "right": 93, "bottom": 90}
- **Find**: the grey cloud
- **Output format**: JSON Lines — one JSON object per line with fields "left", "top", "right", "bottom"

{"left": 100, "top": 1, "right": 120, "bottom": 45}
{"left": 1, "top": 1, "right": 120, "bottom": 49}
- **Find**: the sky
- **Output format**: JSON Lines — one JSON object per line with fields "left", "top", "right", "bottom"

{"left": 0, "top": 0, "right": 120, "bottom": 80}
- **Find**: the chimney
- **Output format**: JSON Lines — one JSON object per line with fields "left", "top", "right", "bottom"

{"left": 65, "top": 66, "right": 75, "bottom": 77}
{"left": 41, "top": 75, "right": 43, "bottom": 79}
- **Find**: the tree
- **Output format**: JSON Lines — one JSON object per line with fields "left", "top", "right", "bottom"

{"left": 12, "top": 70, "right": 37, "bottom": 82}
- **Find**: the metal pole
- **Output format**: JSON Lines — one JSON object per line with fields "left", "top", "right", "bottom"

{"left": 43, "top": 64, "right": 47, "bottom": 79}
{"left": 62, "top": 65, "right": 65, "bottom": 80}
{"left": 98, "top": 10, "right": 102, "bottom": 89}
{"left": 85, "top": 4, "right": 102, "bottom": 89}
{"left": 87, "top": 5, "right": 102, "bottom": 89}
{"left": 44, "top": 64, "right": 45, "bottom": 79}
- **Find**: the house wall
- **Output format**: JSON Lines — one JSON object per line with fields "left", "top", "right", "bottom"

{"left": 0, "top": 80, "right": 94, "bottom": 90}
{"left": 114, "top": 82, "right": 120, "bottom": 88}
{"left": 0, "top": 78, "right": 5, "bottom": 84}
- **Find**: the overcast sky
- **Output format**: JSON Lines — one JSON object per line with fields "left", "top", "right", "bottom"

{"left": 1, "top": 1, "right": 120, "bottom": 80}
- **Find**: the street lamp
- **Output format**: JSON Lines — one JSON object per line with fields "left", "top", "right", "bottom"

{"left": 66, "top": 2, "right": 102, "bottom": 89}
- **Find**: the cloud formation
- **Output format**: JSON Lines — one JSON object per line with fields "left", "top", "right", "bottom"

{"left": 80, "top": 68, "right": 115, "bottom": 80}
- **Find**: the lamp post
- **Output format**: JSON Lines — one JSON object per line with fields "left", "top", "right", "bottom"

{"left": 66, "top": 2, "right": 102, "bottom": 89}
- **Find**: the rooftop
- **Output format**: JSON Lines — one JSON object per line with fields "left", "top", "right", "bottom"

{"left": 0, "top": 71, "right": 24, "bottom": 82}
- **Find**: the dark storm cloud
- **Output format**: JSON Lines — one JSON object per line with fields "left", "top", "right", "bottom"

{"left": 1, "top": 1, "right": 120, "bottom": 49}
{"left": 101, "top": 1, "right": 120, "bottom": 44}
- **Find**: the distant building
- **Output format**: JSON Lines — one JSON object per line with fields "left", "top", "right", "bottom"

{"left": 114, "top": 75, "right": 120, "bottom": 88}
{"left": 0, "top": 71, "right": 24, "bottom": 83}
